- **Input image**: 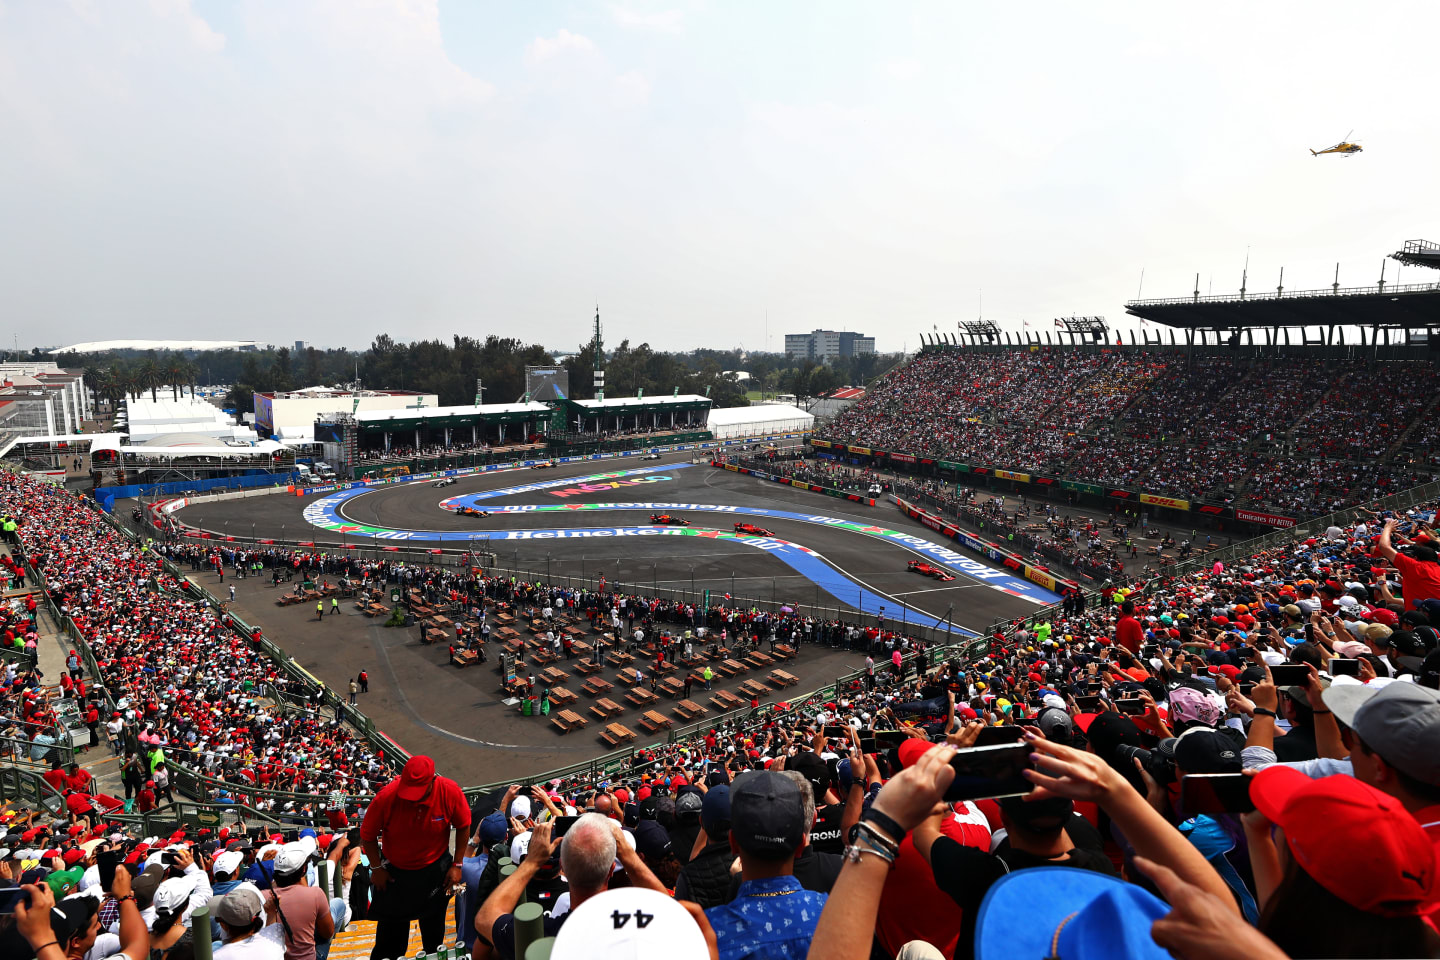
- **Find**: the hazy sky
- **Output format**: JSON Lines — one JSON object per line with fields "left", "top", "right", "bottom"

{"left": 3, "top": 1, "right": 1437, "bottom": 354}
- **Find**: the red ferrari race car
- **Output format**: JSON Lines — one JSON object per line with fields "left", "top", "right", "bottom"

{"left": 650, "top": 514, "right": 691, "bottom": 526}
{"left": 733, "top": 522, "right": 774, "bottom": 537}
{"left": 907, "top": 560, "right": 955, "bottom": 581}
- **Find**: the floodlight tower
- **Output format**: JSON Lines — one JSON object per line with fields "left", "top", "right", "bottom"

{"left": 593, "top": 305, "right": 605, "bottom": 401}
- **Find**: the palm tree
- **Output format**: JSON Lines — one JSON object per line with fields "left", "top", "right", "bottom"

{"left": 164, "top": 355, "right": 188, "bottom": 400}
{"left": 136, "top": 359, "right": 161, "bottom": 402}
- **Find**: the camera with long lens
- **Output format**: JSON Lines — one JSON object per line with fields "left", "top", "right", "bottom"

{"left": 1112, "top": 743, "right": 1177, "bottom": 787}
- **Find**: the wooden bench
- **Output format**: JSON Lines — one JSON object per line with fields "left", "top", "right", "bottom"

{"left": 530, "top": 648, "right": 559, "bottom": 666}
{"left": 548, "top": 687, "right": 578, "bottom": 708}
{"left": 773, "top": 644, "right": 796, "bottom": 659}
{"left": 581, "top": 676, "right": 613, "bottom": 696}
{"left": 591, "top": 698, "right": 625, "bottom": 720}
{"left": 570, "top": 639, "right": 592, "bottom": 657}
{"left": 599, "top": 723, "right": 637, "bottom": 748}
{"left": 422, "top": 628, "right": 447, "bottom": 645}
{"left": 657, "top": 676, "right": 685, "bottom": 698}
{"left": 768, "top": 670, "right": 799, "bottom": 688}
{"left": 673, "top": 699, "right": 709, "bottom": 720}
{"left": 746, "top": 651, "right": 775, "bottom": 668}
{"left": 363, "top": 602, "right": 389, "bottom": 617}
{"left": 550, "top": 709, "right": 588, "bottom": 734}
{"left": 625, "top": 688, "right": 659, "bottom": 709}
{"left": 605, "top": 651, "right": 634, "bottom": 668}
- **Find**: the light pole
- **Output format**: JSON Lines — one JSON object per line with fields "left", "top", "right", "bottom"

{"left": 546, "top": 553, "right": 552, "bottom": 584}
{"left": 652, "top": 564, "right": 657, "bottom": 597}
{"left": 689, "top": 566, "right": 695, "bottom": 605}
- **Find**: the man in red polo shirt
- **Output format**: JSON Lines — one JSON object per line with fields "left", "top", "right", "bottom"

{"left": 1113, "top": 599, "right": 1144, "bottom": 655}
{"left": 360, "top": 755, "right": 471, "bottom": 960}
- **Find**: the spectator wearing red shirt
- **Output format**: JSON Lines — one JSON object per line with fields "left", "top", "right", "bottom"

{"left": 1113, "top": 600, "right": 1144, "bottom": 655}
{"left": 1376, "top": 519, "right": 1440, "bottom": 611}
{"left": 360, "top": 755, "right": 471, "bottom": 960}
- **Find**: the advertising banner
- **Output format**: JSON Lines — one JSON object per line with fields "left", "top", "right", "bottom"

{"left": 938, "top": 461, "right": 971, "bottom": 473}
{"left": 1061, "top": 480, "right": 1106, "bottom": 495}
{"left": 1139, "top": 493, "right": 1191, "bottom": 511}
{"left": 1236, "top": 508, "right": 1298, "bottom": 529}
{"left": 889, "top": 453, "right": 917, "bottom": 464}
{"left": 995, "top": 470, "right": 1031, "bottom": 483}
{"left": 1196, "top": 503, "right": 1232, "bottom": 518}
{"left": 810, "top": 439, "right": 832, "bottom": 449}
{"left": 848, "top": 446, "right": 872, "bottom": 456}
{"left": 1107, "top": 489, "right": 1135, "bottom": 500}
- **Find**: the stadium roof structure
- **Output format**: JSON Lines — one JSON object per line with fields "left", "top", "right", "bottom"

{"left": 352, "top": 400, "right": 552, "bottom": 433}
{"left": 1391, "top": 239, "right": 1440, "bottom": 271}
{"left": 1125, "top": 280, "right": 1440, "bottom": 338}
{"left": 51, "top": 339, "right": 264, "bottom": 354}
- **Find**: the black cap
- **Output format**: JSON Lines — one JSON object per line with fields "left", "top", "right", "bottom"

{"left": 730, "top": 771, "right": 805, "bottom": 859}
{"left": 632, "top": 820, "right": 674, "bottom": 862}
{"left": 788, "top": 751, "right": 831, "bottom": 800}
{"left": 1170, "top": 727, "right": 1242, "bottom": 774}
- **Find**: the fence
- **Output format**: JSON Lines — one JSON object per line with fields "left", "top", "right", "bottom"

{"left": 95, "top": 471, "right": 296, "bottom": 514}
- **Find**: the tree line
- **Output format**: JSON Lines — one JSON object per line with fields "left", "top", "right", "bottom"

{"left": 54, "top": 336, "right": 900, "bottom": 420}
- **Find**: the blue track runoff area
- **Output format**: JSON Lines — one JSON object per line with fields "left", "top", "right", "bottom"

{"left": 299, "top": 465, "right": 1061, "bottom": 635}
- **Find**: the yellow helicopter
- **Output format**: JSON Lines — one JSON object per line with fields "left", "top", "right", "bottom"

{"left": 1311, "top": 131, "right": 1362, "bottom": 157}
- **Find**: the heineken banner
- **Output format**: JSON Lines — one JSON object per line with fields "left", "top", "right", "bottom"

{"left": 938, "top": 460, "right": 971, "bottom": 473}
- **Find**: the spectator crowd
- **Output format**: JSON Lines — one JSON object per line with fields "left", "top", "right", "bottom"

{"left": 818, "top": 349, "right": 1440, "bottom": 516}
{"left": 5, "top": 458, "right": 1440, "bottom": 959}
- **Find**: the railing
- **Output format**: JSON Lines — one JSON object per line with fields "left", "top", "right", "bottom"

{"left": 1126, "top": 280, "right": 1440, "bottom": 307}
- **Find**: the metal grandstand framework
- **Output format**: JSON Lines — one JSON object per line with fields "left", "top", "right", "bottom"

{"left": 1392, "top": 239, "right": 1440, "bottom": 271}
{"left": 1055, "top": 316, "right": 1110, "bottom": 344}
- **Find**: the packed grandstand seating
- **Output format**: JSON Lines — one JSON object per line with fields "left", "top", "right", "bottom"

{"left": 819, "top": 348, "right": 1440, "bottom": 516}
{"left": 5, "top": 468, "right": 1440, "bottom": 960}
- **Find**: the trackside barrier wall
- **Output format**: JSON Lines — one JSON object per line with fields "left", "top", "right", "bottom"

{"left": 893, "top": 497, "right": 1080, "bottom": 596}
{"left": 96, "top": 471, "right": 295, "bottom": 513}
{"left": 710, "top": 460, "right": 877, "bottom": 506}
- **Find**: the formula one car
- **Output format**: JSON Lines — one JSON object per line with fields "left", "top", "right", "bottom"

{"left": 531, "top": 460, "right": 556, "bottom": 469}
{"left": 734, "top": 522, "right": 774, "bottom": 536}
{"left": 433, "top": 478, "right": 457, "bottom": 488}
{"left": 641, "top": 452, "right": 661, "bottom": 461}
{"left": 456, "top": 506, "right": 491, "bottom": 518}
{"left": 907, "top": 560, "right": 955, "bottom": 581}
{"left": 650, "top": 514, "right": 691, "bottom": 526}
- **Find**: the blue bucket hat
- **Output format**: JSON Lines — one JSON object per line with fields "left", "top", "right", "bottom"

{"left": 975, "top": 867, "right": 1170, "bottom": 960}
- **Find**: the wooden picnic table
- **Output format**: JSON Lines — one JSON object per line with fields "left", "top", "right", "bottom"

{"left": 539, "top": 666, "right": 570, "bottom": 686}
{"left": 709, "top": 689, "right": 745, "bottom": 711}
{"left": 571, "top": 639, "right": 592, "bottom": 656}
{"left": 451, "top": 648, "right": 479, "bottom": 668}
{"left": 581, "top": 676, "right": 613, "bottom": 696}
{"left": 768, "top": 670, "right": 799, "bottom": 687}
{"left": 591, "top": 698, "right": 625, "bottom": 720}
{"left": 494, "top": 612, "right": 515, "bottom": 625}
{"left": 530, "top": 649, "right": 559, "bottom": 666}
{"left": 422, "top": 628, "right": 447, "bottom": 645}
{"left": 746, "top": 651, "right": 775, "bottom": 667}
{"left": 773, "top": 644, "right": 796, "bottom": 659}
{"left": 551, "top": 709, "right": 588, "bottom": 734}
{"left": 606, "top": 651, "right": 635, "bottom": 668}
{"left": 674, "top": 699, "right": 709, "bottom": 720}
{"left": 617, "top": 667, "right": 641, "bottom": 687}
{"left": 574, "top": 658, "right": 601, "bottom": 675}
{"left": 599, "top": 723, "right": 636, "bottom": 748}
{"left": 563, "top": 625, "right": 586, "bottom": 638}
{"left": 548, "top": 686, "right": 578, "bottom": 707}
{"left": 657, "top": 676, "right": 685, "bottom": 698}
{"left": 625, "top": 688, "right": 659, "bottom": 708}
{"left": 719, "top": 659, "right": 748, "bottom": 677}
{"left": 738, "top": 679, "right": 770, "bottom": 699}
{"left": 643, "top": 709, "right": 672, "bottom": 729}
{"left": 363, "top": 602, "right": 388, "bottom": 617}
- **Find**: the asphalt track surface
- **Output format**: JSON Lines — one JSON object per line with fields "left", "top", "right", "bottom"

{"left": 171, "top": 453, "right": 1044, "bottom": 783}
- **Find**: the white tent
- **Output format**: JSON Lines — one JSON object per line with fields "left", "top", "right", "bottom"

{"left": 706, "top": 403, "right": 814, "bottom": 439}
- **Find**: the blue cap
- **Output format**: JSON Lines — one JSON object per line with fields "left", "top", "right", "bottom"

{"left": 975, "top": 867, "right": 1169, "bottom": 960}
{"left": 479, "top": 811, "right": 508, "bottom": 848}
{"left": 701, "top": 784, "right": 730, "bottom": 832}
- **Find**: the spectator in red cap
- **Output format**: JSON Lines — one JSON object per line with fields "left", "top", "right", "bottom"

{"left": 359, "top": 755, "right": 470, "bottom": 960}
{"left": 1245, "top": 766, "right": 1440, "bottom": 958}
